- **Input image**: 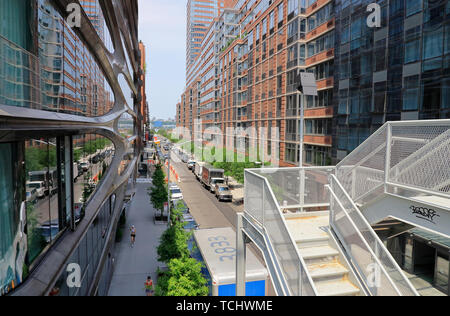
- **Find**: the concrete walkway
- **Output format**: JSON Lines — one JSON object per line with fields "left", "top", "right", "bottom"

{"left": 108, "top": 182, "right": 166, "bottom": 296}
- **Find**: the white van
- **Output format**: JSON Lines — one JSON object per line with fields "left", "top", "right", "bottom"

{"left": 26, "top": 181, "right": 46, "bottom": 199}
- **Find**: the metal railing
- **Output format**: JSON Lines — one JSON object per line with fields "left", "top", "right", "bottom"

{"left": 243, "top": 119, "right": 449, "bottom": 296}
{"left": 336, "top": 119, "right": 450, "bottom": 204}
{"left": 245, "top": 170, "right": 318, "bottom": 296}
{"left": 328, "top": 175, "right": 419, "bottom": 296}
{"left": 250, "top": 167, "right": 335, "bottom": 210}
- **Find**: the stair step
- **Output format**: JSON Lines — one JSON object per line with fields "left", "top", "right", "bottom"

{"left": 307, "top": 261, "right": 349, "bottom": 279}
{"left": 315, "top": 279, "right": 361, "bottom": 296}
{"left": 300, "top": 246, "right": 339, "bottom": 260}
{"left": 296, "top": 236, "right": 330, "bottom": 249}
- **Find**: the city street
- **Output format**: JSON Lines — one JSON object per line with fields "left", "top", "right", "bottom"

{"left": 162, "top": 147, "right": 243, "bottom": 230}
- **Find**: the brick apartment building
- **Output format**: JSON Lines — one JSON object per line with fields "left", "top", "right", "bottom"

{"left": 178, "top": 0, "right": 335, "bottom": 167}
{"left": 178, "top": 0, "right": 449, "bottom": 167}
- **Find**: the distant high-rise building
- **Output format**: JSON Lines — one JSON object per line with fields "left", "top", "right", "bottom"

{"left": 186, "top": 0, "right": 234, "bottom": 72}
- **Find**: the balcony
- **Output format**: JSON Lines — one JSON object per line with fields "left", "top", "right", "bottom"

{"left": 304, "top": 135, "right": 332, "bottom": 146}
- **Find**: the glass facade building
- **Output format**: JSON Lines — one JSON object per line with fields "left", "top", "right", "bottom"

{"left": 332, "top": 0, "right": 450, "bottom": 161}
{"left": 0, "top": 0, "right": 143, "bottom": 296}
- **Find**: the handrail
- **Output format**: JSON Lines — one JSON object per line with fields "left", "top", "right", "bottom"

{"left": 328, "top": 187, "right": 402, "bottom": 296}
{"left": 328, "top": 175, "right": 419, "bottom": 296}
{"left": 263, "top": 175, "right": 318, "bottom": 296}
{"left": 241, "top": 214, "right": 290, "bottom": 296}
{"left": 244, "top": 169, "right": 318, "bottom": 296}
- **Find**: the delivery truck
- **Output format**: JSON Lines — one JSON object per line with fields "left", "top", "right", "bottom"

{"left": 201, "top": 165, "right": 225, "bottom": 192}
{"left": 194, "top": 162, "right": 206, "bottom": 181}
{"left": 191, "top": 227, "right": 268, "bottom": 296}
{"left": 29, "top": 169, "right": 58, "bottom": 196}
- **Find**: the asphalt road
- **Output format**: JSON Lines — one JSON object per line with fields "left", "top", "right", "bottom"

{"left": 163, "top": 147, "right": 241, "bottom": 230}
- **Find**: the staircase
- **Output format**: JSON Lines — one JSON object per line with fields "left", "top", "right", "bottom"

{"left": 241, "top": 119, "right": 450, "bottom": 296}
{"left": 286, "top": 214, "right": 362, "bottom": 296}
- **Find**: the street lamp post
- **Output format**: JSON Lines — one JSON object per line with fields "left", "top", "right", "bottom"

{"left": 167, "top": 147, "right": 171, "bottom": 227}
{"left": 297, "top": 73, "right": 318, "bottom": 213}
{"left": 296, "top": 72, "right": 318, "bottom": 167}
{"left": 299, "top": 94, "right": 305, "bottom": 168}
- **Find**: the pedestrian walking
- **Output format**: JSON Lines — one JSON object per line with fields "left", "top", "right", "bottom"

{"left": 145, "top": 276, "right": 154, "bottom": 296}
{"left": 130, "top": 225, "right": 136, "bottom": 248}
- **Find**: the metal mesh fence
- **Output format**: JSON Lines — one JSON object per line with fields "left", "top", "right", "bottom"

{"left": 255, "top": 168, "right": 302, "bottom": 208}
{"left": 244, "top": 171, "right": 265, "bottom": 224}
{"left": 254, "top": 167, "right": 334, "bottom": 209}
{"left": 336, "top": 127, "right": 387, "bottom": 201}
{"left": 389, "top": 124, "right": 450, "bottom": 195}
{"left": 336, "top": 120, "right": 450, "bottom": 203}
{"left": 304, "top": 168, "right": 334, "bottom": 206}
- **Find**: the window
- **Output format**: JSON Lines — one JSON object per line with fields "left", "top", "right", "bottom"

{"left": 262, "top": 18, "right": 267, "bottom": 37}
{"left": 288, "top": 0, "right": 298, "bottom": 16}
{"left": 305, "top": 119, "right": 332, "bottom": 135}
{"left": 307, "top": 2, "right": 334, "bottom": 32}
{"left": 0, "top": 143, "right": 23, "bottom": 296}
{"left": 403, "top": 75, "right": 420, "bottom": 110}
{"left": 423, "top": 27, "right": 443, "bottom": 60}
{"left": 305, "top": 145, "right": 331, "bottom": 166}
{"left": 285, "top": 143, "right": 297, "bottom": 163}
{"left": 406, "top": 0, "right": 422, "bottom": 17}
{"left": 278, "top": 3, "right": 284, "bottom": 23}
{"left": 270, "top": 11, "right": 275, "bottom": 30}
{"left": 307, "top": 31, "right": 334, "bottom": 57}
{"left": 405, "top": 39, "right": 420, "bottom": 64}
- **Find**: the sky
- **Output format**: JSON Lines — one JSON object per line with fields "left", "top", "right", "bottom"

{"left": 138, "top": 0, "right": 186, "bottom": 121}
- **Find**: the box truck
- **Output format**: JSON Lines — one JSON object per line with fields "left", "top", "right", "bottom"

{"left": 194, "top": 162, "right": 206, "bottom": 181}
{"left": 191, "top": 227, "right": 268, "bottom": 296}
{"left": 29, "top": 169, "right": 58, "bottom": 196}
{"left": 201, "top": 165, "right": 225, "bottom": 192}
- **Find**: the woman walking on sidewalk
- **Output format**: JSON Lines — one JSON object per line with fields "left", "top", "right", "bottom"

{"left": 145, "top": 276, "right": 154, "bottom": 296}
{"left": 130, "top": 225, "right": 136, "bottom": 248}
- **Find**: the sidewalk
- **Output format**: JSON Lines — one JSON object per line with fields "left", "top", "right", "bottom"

{"left": 108, "top": 183, "right": 166, "bottom": 296}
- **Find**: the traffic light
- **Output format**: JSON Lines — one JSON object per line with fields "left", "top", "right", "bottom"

{"left": 296, "top": 72, "right": 318, "bottom": 96}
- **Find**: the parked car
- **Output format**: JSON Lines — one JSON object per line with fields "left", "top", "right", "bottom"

{"left": 172, "top": 199, "right": 190, "bottom": 214}
{"left": 92, "top": 155, "right": 100, "bottom": 164}
{"left": 79, "top": 162, "right": 90, "bottom": 172}
{"left": 182, "top": 214, "right": 199, "bottom": 232}
{"left": 26, "top": 188, "right": 38, "bottom": 204}
{"left": 169, "top": 186, "right": 183, "bottom": 201}
{"left": 74, "top": 203, "right": 84, "bottom": 224}
{"left": 38, "top": 220, "right": 59, "bottom": 243}
{"left": 77, "top": 164, "right": 85, "bottom": 176}
{"left": 215, "top": 184, "right": 233, "bottom": 202}
{"left": 26, "top": 181, "right": 46, "bottom": 199}
{"left": 187, "top": 160, "right": 195, "bottom": 170}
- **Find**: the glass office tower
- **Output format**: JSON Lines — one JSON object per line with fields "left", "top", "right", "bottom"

{"left": 0, "top": 0, "right": 143, "bottom": 296}
{"left": 332, "top": 0, "right": 450, "bottom": 162}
